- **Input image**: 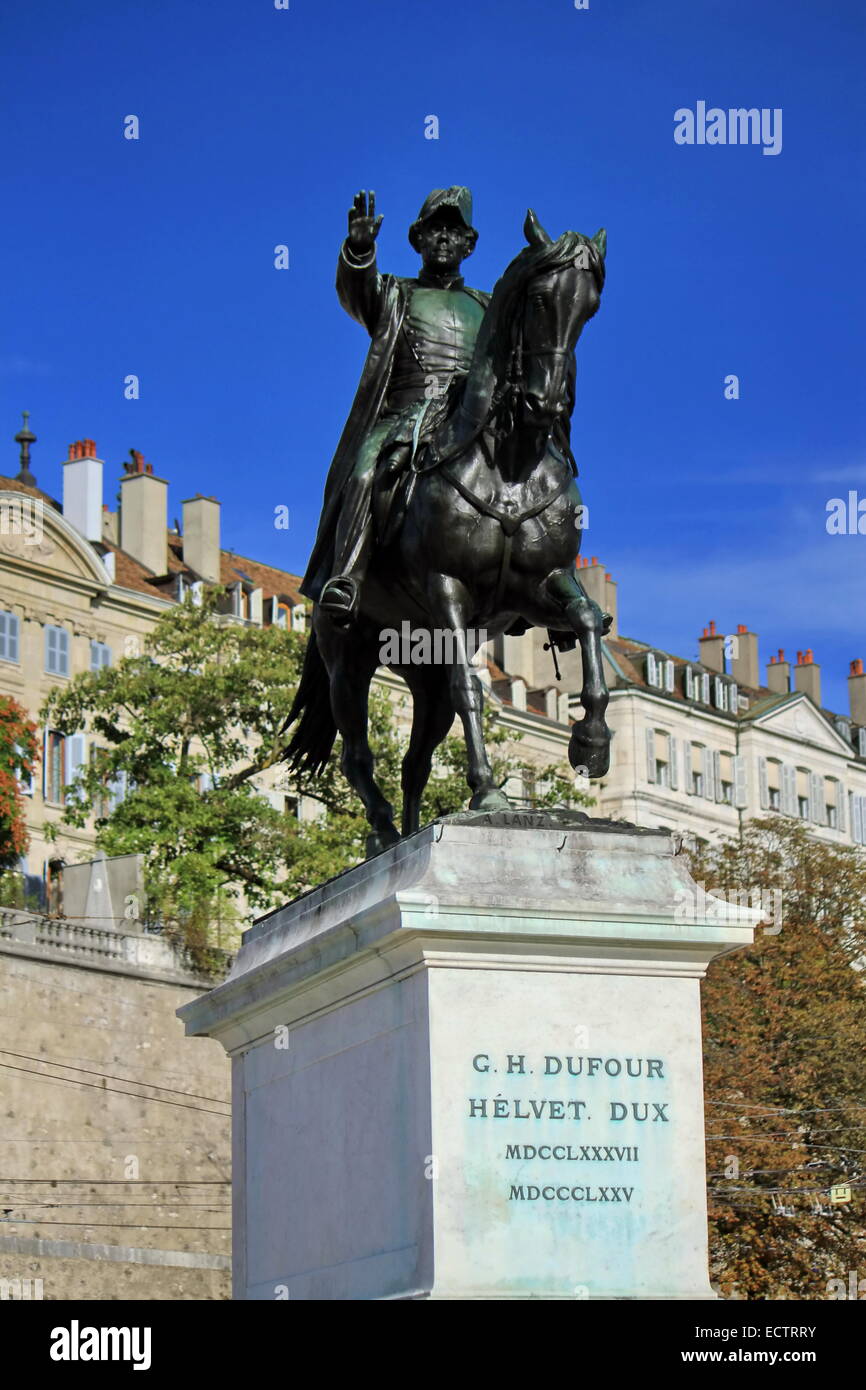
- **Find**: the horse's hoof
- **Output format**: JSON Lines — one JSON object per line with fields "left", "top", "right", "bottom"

{"left": 469, "top": 787, "right": 512, "bottom": 812}
{"left": 569, "top": 728, "right": 611, "bottom": 779}
{"left": 365, "top": 825, "right": 401, "bottom": 858}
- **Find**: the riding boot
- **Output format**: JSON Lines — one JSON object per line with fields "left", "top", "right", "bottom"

{"left": 319, "top": 469, "right": 376, "bottom": 625}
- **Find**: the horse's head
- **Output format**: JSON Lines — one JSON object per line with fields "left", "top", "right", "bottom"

{"left": 513, "top": 210, "right": 606, "bottom": 431}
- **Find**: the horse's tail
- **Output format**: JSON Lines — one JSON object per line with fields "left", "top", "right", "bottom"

{"left": 282, "top": 630, "right": 337, "bottom": 776}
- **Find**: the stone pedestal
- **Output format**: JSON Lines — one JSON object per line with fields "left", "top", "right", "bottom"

{"left": 179, "top": 814, "right": 758, "bottom": 1300}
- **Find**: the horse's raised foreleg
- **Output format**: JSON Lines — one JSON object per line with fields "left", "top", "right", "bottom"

{"left": 399, "top": 667, "right": 456, "bottom": 836}
{"left": 319, "top": 624, "right": 400, "bottom": 857}
{"left": 543, "top": 568, "right": 612, "bottom": 778}
{"left": 426, "top": 574, "right": 510, "bottom": 812}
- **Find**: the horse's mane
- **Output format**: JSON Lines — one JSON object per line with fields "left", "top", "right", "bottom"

{"left": 480, "top": 230, "right": 605, "bottom": 376}
{"left": 446, "top": 231, "right": 605, "bottom": 439}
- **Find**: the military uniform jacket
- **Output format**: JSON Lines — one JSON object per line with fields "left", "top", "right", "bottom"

{"left": 301, "top": 243, "right": 490, "bottom": 601}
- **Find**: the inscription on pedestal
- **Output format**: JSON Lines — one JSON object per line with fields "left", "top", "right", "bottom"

{"left": 466, "top": 1051, "right": 671, "bottom": 1207}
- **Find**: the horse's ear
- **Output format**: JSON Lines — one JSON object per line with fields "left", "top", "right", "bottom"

{"left": 524, "top": 209, "right": 553, "bottom": 247}
{"left": 591, "top": 227, "right": 607, "bottom": 259}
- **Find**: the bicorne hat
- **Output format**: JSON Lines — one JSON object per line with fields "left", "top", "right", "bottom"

{"left": 408, "top": 186, "right": 477, "bottom": 252}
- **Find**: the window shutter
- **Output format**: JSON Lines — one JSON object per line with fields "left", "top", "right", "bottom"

{"left": 664, "top": 660, "right": 675, "bottom": 692}
{"left": 46, "top": 625, "right": 57, "bottom": 671}
{"left": 107, "top": 769, "right": 128, "bottom": 812}
{"left": 734, "top": 755, "right": 748, "bottom": 808}
{"left": 682, "top": 740, "right": 692, "bottom": 792}
{"left": 645, "top": 728, "right": 656, "bottom": 783}
{"left": 782, "top": 764, "right": 797, "bottom": 816}
{"left": 758, "top": 756, "right": 769, "bottom": 810}
{"left": 64, "top": 733, "right": 87, "bottom": 803}
{"left": 809, "top": 772, "right": 825, "bottom": 824}
{"left": 837, "top": 781, "right": 846, "bottom": 833}
{"left": 669, "top": 738, "right": 679, "bottom": 790}
{"left": 0, "top": 611, "right": 20, "bottom": 662}
{"left": 702, "top": 746, "right": 714, "bottom": 799}
{"left": 701, "top": 673, "right": 710, "bottom": 703}
{"left": 859, "top": 728, "right": 866, "bottom": 758}
{"left": 191, "top": 581, "right": 204, "bottom": 606}
{"left": 684, "top": 668, "right": 694, "bottom": 700}
{"left": 853, "top": 794, "right": 864, "bottom": 845}
{"left": 729, "top": 682, "right": 739, "bottom": 710}
{"left": 714, "top": 676, "right": 723, "bottom": 709}
{"left": 646, "top": 653, "right": 658, "bottom": 687}
{"left": 712, "top": 750, "right": 723, "bottom": 801}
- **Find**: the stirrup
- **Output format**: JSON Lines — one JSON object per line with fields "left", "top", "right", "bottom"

{"left": 319, "top": 575, "right": 360, "bottom": 625}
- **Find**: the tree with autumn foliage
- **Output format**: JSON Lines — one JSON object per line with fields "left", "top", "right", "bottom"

{"left": 689, "top": 817, "right": 866, "bottom": 1300}
{"left": 0, "top": 695, "right": 38, "bottom": 873}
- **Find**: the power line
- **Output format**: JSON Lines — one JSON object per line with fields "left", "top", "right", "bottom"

{"left": 0, "top": 1049, "right": 229, "bottom": 1107}
{"left": 0, "top": 1178, "right": 229, "bottom": 1185}
{"left": 0, "top": 1061, "right": 227, "bottom": 1117}
{"left": 0, "top": 1218, "right": 231, "bottom": 1230}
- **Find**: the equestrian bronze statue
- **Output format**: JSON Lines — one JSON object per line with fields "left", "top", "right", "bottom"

{"left": 285, "top": 186, "right": 611, "bottom": 853}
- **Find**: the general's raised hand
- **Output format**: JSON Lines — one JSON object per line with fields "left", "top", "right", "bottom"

{"left": 347, "top": 190, "right": 384, "bottom": 256}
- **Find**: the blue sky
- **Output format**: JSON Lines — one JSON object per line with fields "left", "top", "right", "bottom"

{"left": 2, "top": 0, "right": 864, "bottom": 712}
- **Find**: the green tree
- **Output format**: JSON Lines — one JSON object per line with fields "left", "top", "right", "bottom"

{"left": 42, "top": 593, "right": 586, "bottom": 939}
{"left": 0, "top": 695, "right": 38, "bottom": 872}
{"left": 689, "top": 817, "right": 866, "bottom": 1300}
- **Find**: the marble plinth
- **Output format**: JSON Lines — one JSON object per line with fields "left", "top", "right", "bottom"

{"left": 179, "top": 813, "right": 758, "bottom": 1300}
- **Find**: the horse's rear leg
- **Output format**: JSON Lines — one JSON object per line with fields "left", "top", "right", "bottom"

{"left": 542, "top": 568, "right": 611, "bottom": 778}
{"left": 321, "top": 627, "right": 399, "bottom": 856}
{"left": 399, "top": 667, "right": 456, "bottom": 836}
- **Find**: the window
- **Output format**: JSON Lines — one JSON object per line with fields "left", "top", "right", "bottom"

{"left": 284, "top": 795, "right": 299, "bottom": 818}
{"left": 691, "top": 752, "right": 704, "bottom": 796}
{"left": 292, "top": 605, "right": 306, "bottom": 633}
{"left": 0, "top": 610, "right": 20, "bottom": 663}
{"left": 45, "top": 625, "right": 70, "bottom": 676}
{"left": 90, "top": 640, "right": 111, "bottom": 671}
{"left": 274, "top": 602, "right": 291, "bottom": 629}
{"left": 44, "top": 730, "right": 86, "bottom": 805}
{"left": 827, "top": 801, "right": 838, "bottom": 829}
{"left": 646, "top": 652, "right": 659, "bottom": 687}
{"left": 714, "top": 677, "right": 728, "bottom": 711}
{"left": 718, "top": 751, "right": 735, "bottom": 805}
{"left": 44, "top": 730, "right": 65, "bottom": 803}
{"left": 760, "top": 758, "right": 782, "bottom": 811}
{"left": 646, "top": 729, "right": 672, "bottom": 787}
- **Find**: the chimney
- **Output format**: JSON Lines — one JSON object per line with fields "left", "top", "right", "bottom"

{"left": 849, "top": 658, "right": 866, "bottom": 725}
{"left": 699, "top": 619, "right": 725, "bottom": 674}
{"left": 62, "top": 439, "right": 104, "bottom": 542}
{"left": 576, "top": 556, "right": 618, "bottom": 638}
{"left": 730, "top": 623, "right": 759, "bottom": 689}
{"left": 119, "top": 450, "right": 168, "bottom": 575}
{"left": 766, "top": 648, "right": 790, "bottom": 694}
{"left": 793, "top": 648, "right": 822, "bottom": 706}
{"left": 181, "top": 495, "right": 221, "bottom": 584}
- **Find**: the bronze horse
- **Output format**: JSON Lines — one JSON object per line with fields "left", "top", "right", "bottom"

{"left": 284, "top": 210, "right": 611, "bottom": 853}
